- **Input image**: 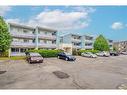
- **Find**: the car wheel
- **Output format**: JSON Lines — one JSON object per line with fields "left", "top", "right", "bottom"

{"left": 28, "top": 60, "right": 31, "bottom": 64}
{"left": 28, "top": 59, "right": 30, "bottom": 63}
{"left": 65, "top": 58, "right": 68, "bottom": 61}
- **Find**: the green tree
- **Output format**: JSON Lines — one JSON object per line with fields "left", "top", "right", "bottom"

{"left": 0, "top": 16, "right": 12, "bottom": 53}
{"left": 94, "top": 35, "right": 109, "bottom": 51}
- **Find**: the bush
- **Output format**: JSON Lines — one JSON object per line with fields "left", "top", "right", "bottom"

{"left": 26, "top": 49, "right": 63, "bottom": 58}
{"left": 72, "top": 49, "right": 78, "bottom": 55}
{"left": 78, "top": 49, "right": 99, "bottom": 55}
{"left": 0, "top": 50, "right": 9, "bottom": 57}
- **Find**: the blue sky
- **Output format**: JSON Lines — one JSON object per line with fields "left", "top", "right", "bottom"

{"left": 1, "top": 6, "right": 127, "bottom": 41}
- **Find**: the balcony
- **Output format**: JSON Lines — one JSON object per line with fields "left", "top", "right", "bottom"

{"left": 11, "top": 52, "right": 26, "bottom": 56}
{"left": 10, "top": 33, "right": 35, "bottom": 39}
{"left": 84, "top": 39, "right": 94, "bottom": 43}
{"left": 38, "top": 34, "right": 57, "bottom": 40}
{"left": 72, "top": 38, "right": 81, "bottom": 43}
{"left": 11, "top": 42, "right": 36, "bottom": 48}
{"left": 38, "top": 43, "right": 57, "bottom": 48}
{"left": 84, "top": 46, "right": 93, "bottom": 49}
{"left": 109, "top": 42, "right": 113, "bottom": 45}
{"left": 72, "top": 45, "right": 81, "bottom": 49}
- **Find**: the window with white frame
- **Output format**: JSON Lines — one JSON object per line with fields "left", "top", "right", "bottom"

{"left": 11, "top": 48, "right": 19, "bottom": 52}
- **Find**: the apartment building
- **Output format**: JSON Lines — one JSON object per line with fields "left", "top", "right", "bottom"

{"left": 81, "top": 35, "right": 94, "bottom": 50}
{"left": 8, "top": 23, "right": 57, "bottom": 56}
{"left": 107, "top": 39, "right": 113, "bottom": 50}
{"left": 113, "top": 41, "right": 127, "bottom": 52}
{"left": 60, "top": 34, "right": 82, "bottom": 50}
{"left": 59, "top": 34, "right": 94, "bottom": 53}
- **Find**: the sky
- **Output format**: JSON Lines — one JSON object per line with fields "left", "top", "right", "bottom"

{"left": 0, "top": 6, "right": 127, "bottom": 41}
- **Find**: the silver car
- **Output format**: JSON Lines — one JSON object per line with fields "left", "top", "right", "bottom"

{"left": 81, "top": 52, "right": 97, "bottom": 58}
{"left": 96, "top": 51, "right": 110, "bottom": 57}
{"left": 121, "top": 51, "right": 127, "bottom": 55}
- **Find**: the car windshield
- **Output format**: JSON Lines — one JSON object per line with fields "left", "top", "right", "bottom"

{"left": 87, "top": 52, "right": 92, "bottom": 54}
{"left": 65, "top": 53, "right": 72, "bottom": 56}
{"left": 30, "top": 53, "right": 41, "bottom": 57}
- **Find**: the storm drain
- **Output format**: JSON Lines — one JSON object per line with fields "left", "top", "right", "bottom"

{"left": 53, "top": 71, "right": 70, "bottom": 79}
{"left": 0, "top": 71, "right": 6, "bottom": 74}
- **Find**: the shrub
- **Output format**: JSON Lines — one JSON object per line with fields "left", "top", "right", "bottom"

{"left": 72, "top": 49, "right": 78, "bottom": 55}
{"left": 26, "top": 49, "right": 63, "bottom": 58}
{"left": 0, "top": 50, "right": 9, "bottom": 57}
{"left": 78, "top": 49, "right": 99, "bottom": 55}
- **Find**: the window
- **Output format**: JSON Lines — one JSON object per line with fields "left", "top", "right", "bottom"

{"left": 52, "top": 32, "right": 56, "bottom": 36}
{"left": 10, "top": 27, "right": 18, "bottom": 33}
{"left": 38, "top": 31, "right": 40, "bottom": 34}
{"left": 52, "top": 41, "right": 56, "bottom": 44}
{"left": 85, "top": 43, "right": 92, "bottom": 46}
{"left": 24, "top": 39, "right": 29, "bottom": 43}
{"left": 44, "top": 32, "right": 47, "bottom": 35}
{"left": 13, "top": 38, "right": 19, "bottom": 42}
{"left": 85, "top": 36, "right": 93, "bottom": 40}
{"left": 44, "top": 40, "right": 47, "bottom": 44}
{"left": 11, "top": 48, "right": 19, "bottom": 52}
{"left": 23, "top": 30, "right": 28, "bottom": 33}
{"left": 33, "top": 31, "right": 35, "bottom": 34}
{"left": 20, "top": 48, "right": 27, "bottom": 52}
{"left": 32, "top": 39, "right": 35, "bottom": 43}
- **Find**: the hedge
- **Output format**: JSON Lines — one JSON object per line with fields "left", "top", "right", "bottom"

{"left": 78, "top": 49, "right": 99, "bottom": 55}
{"left": 26, "top": 49, "right": 63, "bottom": 58}
{"left": 0, "top": 50, "right": 9, "bottom": 57}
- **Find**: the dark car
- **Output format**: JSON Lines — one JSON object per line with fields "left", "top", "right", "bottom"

{"left": 110, "top": 51, "right": 119, "bottom": 56}
{"left": 26, "top": 52, "right": 43, "bottom": 63}
{"left": 57, "top": 52, "right": 76, "bottom": 61}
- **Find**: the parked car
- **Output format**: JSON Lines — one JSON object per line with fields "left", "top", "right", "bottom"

{"left": 57, "top": 52, "right": 76, "bottom": 61}
{"left": 81, "top": 52, "right": 97, "bottom": 58}
{"left": 121, "top": 51, "right": 127, "bottom": 55}
{"left": 26, "top": 52, "right": 43, "bottom": 63}
{"left": 96, "top": 51, "right": 110, "bottom": 57}
{"left": 110, "top": 51, "right": 119, "bottom": 56}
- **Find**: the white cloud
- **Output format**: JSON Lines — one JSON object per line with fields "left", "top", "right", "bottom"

{"left": 28, "top": 7, "right": 94, "bottom": 30}
{"left": 71, "top": 6, "right": 96, "bottom": 13}
{"left": 6, "top": 7, "right": 95, "bottom": 31}
{"left": 111, "top": 22, "right": 124, "bottom": 30}
{"left": 0, "top": 6, "right": 11, "bottom": 16}
{"left": 6, "top": 18, "right": 21, "bottom": 24}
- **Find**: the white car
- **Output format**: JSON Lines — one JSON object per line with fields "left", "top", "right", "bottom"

{"left": 121, "top": 51, "right": 127, "bottom": 55}
{"left": 81, "top": 52, "right": 97, "bottom": 58}
{"left": 96, "top": 51, "right": 110, "bottom": 57}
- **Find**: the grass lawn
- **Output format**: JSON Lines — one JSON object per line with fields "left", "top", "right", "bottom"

{"left": 0, "top": 56, "right": 25, "bottom": 60}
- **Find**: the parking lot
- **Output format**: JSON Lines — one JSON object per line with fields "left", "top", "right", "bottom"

{"left": 0, "top": 55, "right": 127, "bottom": 89}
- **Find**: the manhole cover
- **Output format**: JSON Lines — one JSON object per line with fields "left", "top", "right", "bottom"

{"left": 0, "top": 71, "right": 6, "bottom": 74}
{"left": 53, "top": 71, "right": 70, "bottom": 79}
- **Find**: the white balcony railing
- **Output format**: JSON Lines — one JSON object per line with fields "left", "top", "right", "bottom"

{"left": 38, "top": 43, "right": 57, "bottom": 48}
{"left": 84, "top": 46, "right": 93, "bottom": 49}
{"left": 11, "top": 33, "right": 35, "bottom": 38}
{"left": 109, "top": 43, "right": 113, "bottom": 45}
{"left": 73, "top": 45, "right": 81, "bottom": 49}
{"left": 72, "top": 38, "right": 81, "bottom": 43}
{"left": 38, "top": 34, "right": 56, "bottom": 40}
{"left": 11, "top": 42, "right": 36, "bottom": 48}
{"left": 84, "top": 39, "right": 94, "bottom": 43}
